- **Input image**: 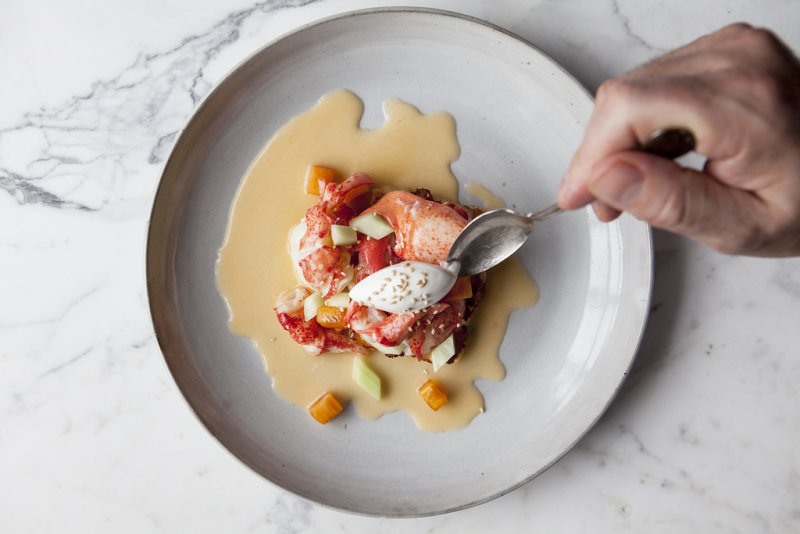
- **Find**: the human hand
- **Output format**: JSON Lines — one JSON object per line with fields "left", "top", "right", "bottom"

{"left": 557, "top": 23, "right": 800, "bottom": 257}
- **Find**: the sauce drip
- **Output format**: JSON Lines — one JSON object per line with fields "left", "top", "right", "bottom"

{"left": 216, "top": 90, "right": 538, "bottom": 432}
{"left": 466, "top": 182, "right": 507, "bottom": 210}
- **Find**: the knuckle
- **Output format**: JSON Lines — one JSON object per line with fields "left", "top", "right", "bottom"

{"left": 741, "top": 26, "right": 782, "bottom": 51}
{"left": 642, "top": 175, "right": 692, "bottom": 230}
{"left": 649, "top": 189, "right": 688, "bottom": 229}
{"left": 719, "top": 22, "right": 754, "bottom": 37}
{"left": 723, "top": 68, "right": 788, "bottom": 112}
{"left": 747, "top": 71, "right": 784, "bottom": 104}
{"left": 724, "top": 25, "right": 785, "bottom": 59}
{"left": 595, "top": 78, "right": 630, "bottom": 105}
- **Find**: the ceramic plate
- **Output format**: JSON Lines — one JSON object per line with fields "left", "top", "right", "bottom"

{"left": 147, "top": 8, "right": 652, "bottom": 517}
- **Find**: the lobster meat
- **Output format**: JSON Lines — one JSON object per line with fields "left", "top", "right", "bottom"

{"left": 295, "top": 173, "right": 373, "bottom": 298}
{"left": 278, "top": 172, "right": 480, "bottom": 362}
{"left": 275, "top": 287, "right": 366, "bottom": 356}
{"left": 362, "top": 190, "right": 467, "bottom": 264}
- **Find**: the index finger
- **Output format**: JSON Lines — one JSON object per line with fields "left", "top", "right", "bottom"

{"left": 557, "top": 76, "right": 716, "bottom": 209}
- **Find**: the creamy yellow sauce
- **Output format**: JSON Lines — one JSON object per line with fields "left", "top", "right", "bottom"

{"left": 216, "top": 90, "right": 538, "bottom": 432}
{"left": 466, "top": 182, "right": 506, "bottom": 210}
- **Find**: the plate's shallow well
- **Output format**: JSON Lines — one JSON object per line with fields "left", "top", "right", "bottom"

{"left": 147, "top": 8, "right": 652, "bottom": 516}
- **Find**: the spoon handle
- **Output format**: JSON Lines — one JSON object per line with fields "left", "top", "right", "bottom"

{"left": 529, "top": 127, "right": 696, "bottom": 221}
{"left": 528, "top": 203, "right": 563, "bottom": 222}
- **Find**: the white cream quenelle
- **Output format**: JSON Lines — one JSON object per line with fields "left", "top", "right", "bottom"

{"left": 349, "top": 261, "right": 457, "bottom": 314}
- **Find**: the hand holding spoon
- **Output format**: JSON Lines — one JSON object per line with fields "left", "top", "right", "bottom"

{"left": 443, "top": 128, "right": 696, "bottom": 277}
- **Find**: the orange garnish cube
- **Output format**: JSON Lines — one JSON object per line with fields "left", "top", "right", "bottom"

{"left": 308, "top": 392, "right": 343, "bottom": 424}
{"left": 418, "top": 379, "right": 448, "bottom": 411}
{"left": 315, "top": 306, "right": 346, "bottom": 330}
{"left": 342, "top": 183, "right": 371, "bottom": 212}
{"left": 443, "top": 277, "right": 473, "bottom": 301}
{"left": 304, "top": 165, "right": 336, "bottom": 195}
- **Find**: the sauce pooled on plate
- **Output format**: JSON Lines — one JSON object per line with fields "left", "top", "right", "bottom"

{"left": 216, "top": 90, "right": 538, "bottom": 432}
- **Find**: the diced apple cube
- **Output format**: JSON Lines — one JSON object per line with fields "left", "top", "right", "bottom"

{"left": 349, "top": 213, "right": 394, "bottom": 239}
{"left": 361, "top": 336, "right": 405, "bottom": 355}
{"left": 303, "top": 291, "right": 324, "bottom": 322}
{"left": 331, "top": 224, "right": 358, "bottom": 246}
{"left": 430, "top": 334, "right": 456, "bottom": 372}
{"left": 325, "top": 292, "right": 350, "bottom": 308}
{"left": 353, "top": 357, "right": 382, "bottom": 400}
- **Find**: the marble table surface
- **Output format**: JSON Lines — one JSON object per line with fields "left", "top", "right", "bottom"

{"left": 3, "top": 1, "right": 800, "bottom": 532}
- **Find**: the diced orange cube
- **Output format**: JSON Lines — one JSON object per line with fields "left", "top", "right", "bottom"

{"left": 315, "top": 306, "right": 346, "bottom": 330}
{"left": 418, "top": 379, "right": 448, "bottom": 411}
{"left": 443, "top": 277, "right": 473, "bottom": 301}
{"left": 342, "top": 184, "right": 372, "bottom": 212}
{"left": 304, "top": 165, "right": 336, "bottom": 195}
{"left": 308, "top": 392, "right": 343, "bottom": 424}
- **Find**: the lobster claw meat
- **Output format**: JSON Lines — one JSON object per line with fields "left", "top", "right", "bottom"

{"left": 362, "top": 191, "right": 467, "bottom": 264}
{"left": 280, "top": 172, "right": 477, "bottom": 361}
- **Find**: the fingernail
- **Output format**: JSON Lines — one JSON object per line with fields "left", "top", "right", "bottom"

{"left": 590, "top": 163, "right": 643, "bottom": 207}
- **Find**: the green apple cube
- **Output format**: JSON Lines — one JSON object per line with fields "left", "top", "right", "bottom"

{"left": 353, "top": 357, "right": 382, "bottom": 400}
{"left": 430, "top": 334, "right": 456, "bottom": 372}
{"left": 331, "top": 224, "right": 358, "bottom": 246}
{"left": 364, "top": 337, "right": 405, "bottom": 355}
{"left": 325, "top": 291, "right": 350, "bottom": 308}
{"left": 303, "top": 291, "right": 324, "bottom": 322}
{"left": 349, "top": 213, "right": 394, "bottom": 239}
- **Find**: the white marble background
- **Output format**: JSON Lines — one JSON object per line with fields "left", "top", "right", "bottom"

{"left": 2, "top": 0, "right": 800, "bottom": 532}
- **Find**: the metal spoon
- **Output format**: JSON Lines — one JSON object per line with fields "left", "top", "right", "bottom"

{"left": 444, "top": 128, "right": 696, "bottom": 277}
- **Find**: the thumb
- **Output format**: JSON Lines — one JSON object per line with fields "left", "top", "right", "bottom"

{"left": 587, "top": 153, "right": 762, "bottom": 253}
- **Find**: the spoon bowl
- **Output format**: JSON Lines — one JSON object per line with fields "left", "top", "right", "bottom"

{"left": 444, "top": 205, "right": 559, "bottom": 277}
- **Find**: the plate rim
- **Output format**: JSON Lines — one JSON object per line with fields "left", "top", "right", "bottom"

{"left": 146, "top": 6, "right": 653, "bottom": 517}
